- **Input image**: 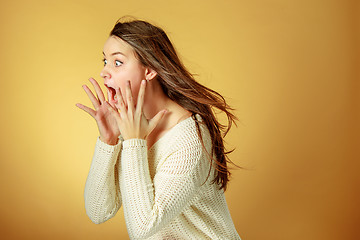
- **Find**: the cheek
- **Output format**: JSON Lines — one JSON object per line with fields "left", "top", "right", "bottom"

{"left": 127, "top": 66, "right": 146, "bottom": 101}
{"left": 115, "top": 78, "right": 142, "bottom": 103}
{"left": 131, "top": 82, "right": 142, "bottom": 103}
{"left": 114, "top": 66, "right": 144, "bottom": 84}
{"left": 110, "top": 74, "right": 133, "bottom": 95}
{"left": 112, "top": 64, "right": 145, "bottom": 101}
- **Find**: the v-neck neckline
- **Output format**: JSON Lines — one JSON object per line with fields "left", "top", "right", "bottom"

{"left": 148, "top": 114, "right": 196, "bottom": 151}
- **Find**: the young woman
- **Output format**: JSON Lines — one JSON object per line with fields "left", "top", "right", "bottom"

{"left": 76, "top": 17, "right": 242, "bottom": 239}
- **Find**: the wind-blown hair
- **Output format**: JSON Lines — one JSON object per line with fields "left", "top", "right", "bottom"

{"left": 110, "top": 17, "right": 241, "bottom": 191}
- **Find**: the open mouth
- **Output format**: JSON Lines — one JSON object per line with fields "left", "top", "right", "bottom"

{"left": 105, "top": 84, "right": 117, "bottom": 103}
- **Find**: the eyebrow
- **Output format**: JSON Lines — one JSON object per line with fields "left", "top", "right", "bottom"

{"left": 102, "top": 51, "right": 126, "bottom": 57}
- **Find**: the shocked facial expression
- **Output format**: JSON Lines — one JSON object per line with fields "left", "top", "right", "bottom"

{"left": 100, "top": 36, "right": 147, "bottom": 107}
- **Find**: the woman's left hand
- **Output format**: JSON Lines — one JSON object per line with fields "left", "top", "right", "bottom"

{"left": 104, "top": 80, "right": 167, "bottom": 140}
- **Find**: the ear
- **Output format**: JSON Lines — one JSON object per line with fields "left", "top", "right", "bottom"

{"left": 144, "top": 68, "right": 158, "bottom": 81}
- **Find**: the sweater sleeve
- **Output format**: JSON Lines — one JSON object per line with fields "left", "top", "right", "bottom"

{"left": 120, "top": 137, "right": 211, "bottom": 239}
{"left": 84, "top": 136, "right": 123, "bottom": 224}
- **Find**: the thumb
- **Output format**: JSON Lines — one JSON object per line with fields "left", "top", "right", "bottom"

{"left": 148, "top": 109, "right": 168, "bottom": 134}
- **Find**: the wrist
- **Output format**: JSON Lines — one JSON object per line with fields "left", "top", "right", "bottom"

{"left": 100, "top": 135, "right": 119, "bottom": 145}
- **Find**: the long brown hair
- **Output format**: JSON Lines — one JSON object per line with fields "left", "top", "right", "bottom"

{"left": 110, "top": 17, "right": 242, "bottom": 191}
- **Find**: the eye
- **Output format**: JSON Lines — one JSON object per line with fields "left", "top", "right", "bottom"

{"left": 103, "top": 58, "right": 107, "bottom": 66}
{"left": 115, "top": 60, "right": 123, "bottom": 67}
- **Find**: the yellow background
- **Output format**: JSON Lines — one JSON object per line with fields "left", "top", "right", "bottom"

{"left": 0, "top": 0, "right": 359, "bottom": 239}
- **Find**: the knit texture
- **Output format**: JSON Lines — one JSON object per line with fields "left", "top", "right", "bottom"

{"left": 84, "top": 114, "right": 241, "bottom": 239}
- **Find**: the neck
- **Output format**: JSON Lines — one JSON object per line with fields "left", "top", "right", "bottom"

{"left": 143, "top": 79, "right": 190, "bottom": 131}
{"left": 143, "top": 79, "right": 170, "bottom": 119}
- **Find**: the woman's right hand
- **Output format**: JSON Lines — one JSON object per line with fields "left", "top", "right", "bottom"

{"left": 76, "top": 78, "right": 120, "bottom": 145}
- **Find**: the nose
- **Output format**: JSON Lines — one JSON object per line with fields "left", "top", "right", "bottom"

{"left": 100, "top": 67, "right": 110, "bottom": 80}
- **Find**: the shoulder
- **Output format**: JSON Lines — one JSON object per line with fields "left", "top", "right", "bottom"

{"left": 168, "top": 114, "right": 211, "bottom": 150}
{"left": 155, "top": 114, "right": 214, "bottom": 180}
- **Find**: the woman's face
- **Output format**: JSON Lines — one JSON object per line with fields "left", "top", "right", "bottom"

{"left": 100, "top": 36, "right": 146, "bottom": 106}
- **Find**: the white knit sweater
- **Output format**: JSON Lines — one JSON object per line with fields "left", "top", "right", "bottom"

{"left": 84, "top": 114, "right": 241, "bottom": 239}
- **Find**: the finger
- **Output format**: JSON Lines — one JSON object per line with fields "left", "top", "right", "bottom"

{"left": 125, "top": 80, "right": 135, "bottom": 118}
{"left": 148, "top": 109, "right": 168, "bottom": 134}
{"left": 106, "top": 86, "right": 110, "bottom": 101}
{"left": 115, "top": 87, "right": 127, "bottom": 119}
{"left": 106, "top": 86, "right": 116, "bottom": 109}
{"left": 83, "top": 85, "right": 100, "bottom": 109}
{"left": 76, "top": 103, "right": 96, "bottom": 118}
{"left": 104, "top": 102, "right": 121, "bottom": 124}
{"left": 135, "top": 80, "right": 146, "bottom": 117}
{"left": 89, "top": 78, "right": 106, "bottom": 104}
